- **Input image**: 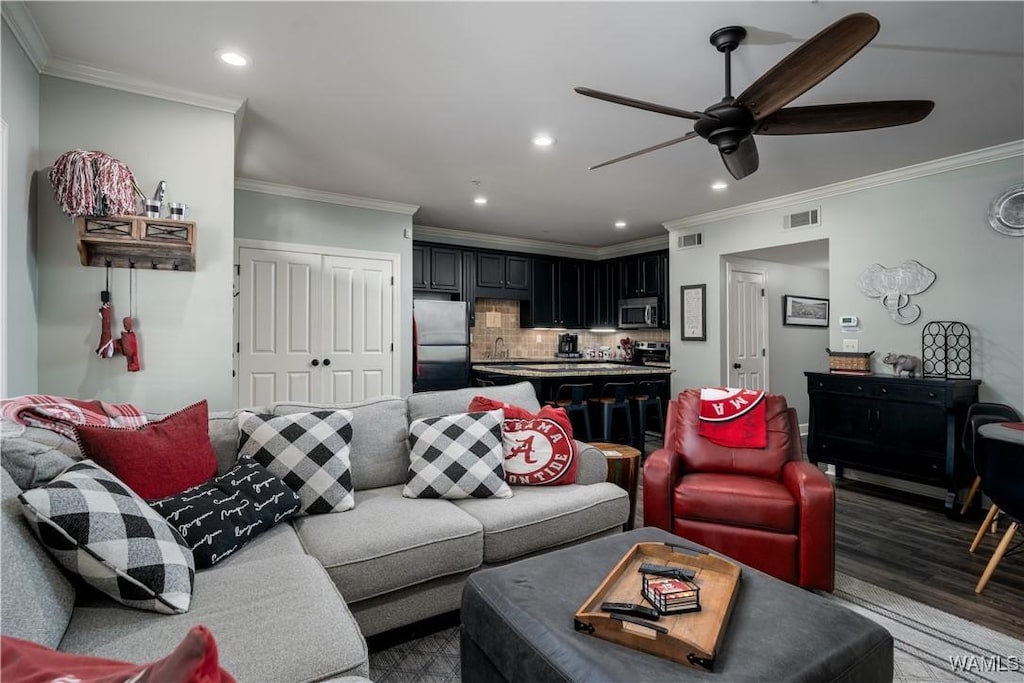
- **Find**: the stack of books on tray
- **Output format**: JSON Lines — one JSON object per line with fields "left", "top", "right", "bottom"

{"left": 641, "top": 575, "right": 701, "bottom": 615}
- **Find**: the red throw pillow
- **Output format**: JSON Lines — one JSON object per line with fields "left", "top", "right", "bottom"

{"left": 468, "top": 397, "right": 578, "bottom": 485}
{"left": 74, "top": 400, "right": 217, "bottom": 500}
{"left": 1, "top": 625, "right": 235, "bottom": 683}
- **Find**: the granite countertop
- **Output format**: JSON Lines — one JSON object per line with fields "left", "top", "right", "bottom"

{"left": 472, "top": 362, "right": 675, "bottom": 378}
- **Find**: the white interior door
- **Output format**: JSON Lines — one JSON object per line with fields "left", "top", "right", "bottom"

{"left": 238, "top": 247, "right": 322, "bottom": 406}
{"left": 728, "top": 268, "right": 768, "bottom": 389}
{"left": 322, "top": 254, "right": 394, "bottom": 403}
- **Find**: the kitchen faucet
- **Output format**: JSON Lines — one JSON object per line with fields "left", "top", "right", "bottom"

{"left": 493, "top": 337, "right": 507, "bottom": 359}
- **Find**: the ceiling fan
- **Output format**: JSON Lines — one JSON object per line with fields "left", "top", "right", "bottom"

{"left": 575, "top": 13, "right": 934, "bottom": 180}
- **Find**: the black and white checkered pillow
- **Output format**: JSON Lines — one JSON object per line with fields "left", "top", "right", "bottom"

{"left": 17, "top": 460, "right": 195, "bottom": 614}
{"left": 402, "top": 409, "right": 512, "bottom": 499}
{"left": 237, "top": 410, "right": 355, "bottom": 515}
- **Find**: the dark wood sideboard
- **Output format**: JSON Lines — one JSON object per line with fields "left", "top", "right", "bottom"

{"left": 805, "top": 372, "right": 980, "bottom": 518}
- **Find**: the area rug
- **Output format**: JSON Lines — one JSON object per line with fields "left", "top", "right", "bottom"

{"left": 368, "top": 572, "right": 1023, "bottom": 682}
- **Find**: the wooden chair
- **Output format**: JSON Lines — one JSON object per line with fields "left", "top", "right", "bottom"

{"left": 973, "top": 423, "right": 1024, "bottom": 593}
{"left": 547, "top": 383, "right": 592, "bottom": 442}
{"left": 961, "top": 403, "right": 1021, "bottom": 553}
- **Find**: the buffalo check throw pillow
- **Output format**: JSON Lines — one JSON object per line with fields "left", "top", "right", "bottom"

{"left": 403, "top": 409, "right": 512, "bottom": 499}
{"left": 17, "top": 460, "right": 195, "bottom": 614}
{"left": 237, "top": 410, "right": 355, "bottom": 515}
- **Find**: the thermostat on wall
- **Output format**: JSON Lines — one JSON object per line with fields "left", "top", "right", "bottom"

{"left": 840, "top": 315, "right": 859, "bottom": 330}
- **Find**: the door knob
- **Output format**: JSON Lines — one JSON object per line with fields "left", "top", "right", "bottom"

{"left": 311, "top": 359, "right": 320, "bottom": 366}
{"left": 733, "top": 363, "right": 741, "bottom": 369}
{"left": 322, "top": 358, "right": 331, "bottom": 366}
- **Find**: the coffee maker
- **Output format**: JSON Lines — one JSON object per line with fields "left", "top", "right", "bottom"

{"left": 556, "top": 333, "right": 580, "bottom": 358}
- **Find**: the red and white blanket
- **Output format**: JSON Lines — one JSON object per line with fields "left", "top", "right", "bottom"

{"left": 697, "top": 387, "right": 767, "bottom": 449}
{"left": 0, "top": 395, "right": 147, "bottom": 439}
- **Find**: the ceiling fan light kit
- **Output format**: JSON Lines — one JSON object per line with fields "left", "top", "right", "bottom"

{"left": 576, "top": 13, "right": 935, "bottom": 180}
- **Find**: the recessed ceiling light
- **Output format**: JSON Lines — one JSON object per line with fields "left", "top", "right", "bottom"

{"left": 711, "top": 181, "right": 728, "bottom": 191}
{"left": 532, "top": 134, "right": 555, "bottom": 147}
{"left": 474, "top": 196, "right": 488, "bottom": 206}
{"left": 614, "top": 221, "right": 627, "bottom": 229}
{"left": 217, "top": 49, "right": 250, "bottom": 67}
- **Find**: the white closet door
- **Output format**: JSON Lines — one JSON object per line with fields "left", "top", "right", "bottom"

{"left": 321, "top": 254, "right": 394, "bottom": 402}
{"left": 728, "top": 268, "right": 768, "bottom": 390}
{"left": 238, "top": 247, "right": 323, "bottom": 406}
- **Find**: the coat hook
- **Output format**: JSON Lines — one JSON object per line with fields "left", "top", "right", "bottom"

{"left": 104, "top": 258, "right": 112, "bottom": 268}
{"left": 128, "top": 259, "right": 136, "bottom": 269}
{"left": 151, "top": 260, "right": 158, "bottom": 270}
{"left": 172, "top": 261, "right": 179, "bottom": 271}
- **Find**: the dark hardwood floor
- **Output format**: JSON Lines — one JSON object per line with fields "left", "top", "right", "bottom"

{"left": 636, "top": 435, "right": 1024, "bottom": 641}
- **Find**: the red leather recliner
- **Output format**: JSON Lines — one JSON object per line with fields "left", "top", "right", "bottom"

{"left": 643, "top": 389, "right": 835, "bottom": 591}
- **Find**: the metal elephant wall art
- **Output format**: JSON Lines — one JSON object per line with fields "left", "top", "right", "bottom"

{"left": 855, "top": 259, "right": 936, "bottom": 325}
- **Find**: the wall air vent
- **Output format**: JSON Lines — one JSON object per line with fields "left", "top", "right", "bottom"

{"left": 677, "top": 232, "right": 704, "bottom": 249}
{"left": 783, "top": 207, "right": 821, "bottom": 230}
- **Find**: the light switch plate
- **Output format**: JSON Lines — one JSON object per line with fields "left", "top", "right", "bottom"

{"left": 485, "top": 311, "right": 501, "bottom": 328}
{"left": 842, "top": 339, "right": 859, "bottom": 352}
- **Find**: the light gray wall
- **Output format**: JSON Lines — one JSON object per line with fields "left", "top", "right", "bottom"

{"left": 2, "top": 21, "right": 40, "bottom": 396}
{"left": 235, "top": 189, "right": 414, "bottom": 396}
{"left": 724, "top": 257, "right": 829, "bottom": 423}
{"left": 669, "top": 155, "right": 1024, "bottom": 417}
{"left": 37, "top": 78, "right": 235, "bottom": 411}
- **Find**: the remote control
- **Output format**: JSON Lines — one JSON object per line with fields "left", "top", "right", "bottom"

{"left": 600, "top": 601, "right": 660, "bottom": 620}
{"left": 638, "top": 562, "right": 696, "bottom": 581}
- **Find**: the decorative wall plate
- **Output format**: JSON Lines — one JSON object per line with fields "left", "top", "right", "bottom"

{"left": 987, "top": 184, "right": 1024, "bottom": 237}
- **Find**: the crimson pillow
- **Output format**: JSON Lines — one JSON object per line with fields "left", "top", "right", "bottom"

{"left": 468, "top": 396, "right": 578, "bottom": 485}
{"left": 74, "top": 400, "right": 217, "bottom": 500}
{"left": 1, "top": 625, "right": 235, "bottom": 683}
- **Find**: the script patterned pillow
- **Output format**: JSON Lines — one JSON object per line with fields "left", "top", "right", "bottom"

{"left": 468, "top": 396, "right": 578, "bottom": 485}
{"left": 149, "top": 461, "right": 300, "bottom": 568}
{"left": 403, "top": 409, "right": 512, "bottom": 499}
{"left": 237, "top": 410, "right": 354, "bottom": 515}
{"left": 17, "top": 461, "right": 195, "bottom": 614}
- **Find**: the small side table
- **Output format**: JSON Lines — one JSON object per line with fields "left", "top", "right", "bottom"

{"left": 589, "top": 442, "right": 640, "bottom": 531}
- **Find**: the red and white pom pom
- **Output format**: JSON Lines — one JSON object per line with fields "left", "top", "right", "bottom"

{"left": 49, "top": 150, "right": 140, "bottom": 217}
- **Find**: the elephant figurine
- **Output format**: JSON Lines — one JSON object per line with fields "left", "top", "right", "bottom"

{"left": 855, "top": 260, "right": 936, "bottom": 325}
{"left": 883, "top": 352, "right": 921, "bottom": 377}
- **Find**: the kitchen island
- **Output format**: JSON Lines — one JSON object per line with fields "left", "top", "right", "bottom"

{"left": 472, "top": 362, "right": 674, "bottom": 404}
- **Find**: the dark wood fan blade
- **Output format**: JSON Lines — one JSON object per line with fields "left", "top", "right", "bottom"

{"left": 575, "top": 87, "right": 703, "bottom": 121}
{"left": 589, "top": 132, "right": 699, "bottom": 170}
{"left": 755, "top": 100, "right": 934, "bottom": 135}
{"left": 720, "top": 135, "right": 759, "bottom": 180}
{"left": 734, "top": 13, "right": 880, "bottom": 121}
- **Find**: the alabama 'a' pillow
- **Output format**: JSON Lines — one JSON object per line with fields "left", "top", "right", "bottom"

{"left": 468, "top": 397, "right": 577, "bottom": 485}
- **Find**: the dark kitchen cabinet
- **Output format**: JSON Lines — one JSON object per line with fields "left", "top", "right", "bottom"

{"left": 805, "top": 372, "right": 980, "bottom": 518}
{"left": 523, "top": 259, "right": 584, "bottom": 328}
{"left": 476, "top": 252, "right": 530, "bottom": 300}
{"left": 619, "top": 253, "right": 662, "bottom": 299}
{"left": 658, "top": 252, "right": 670, "bottom": 329}
{"left": 463, "top": 250, "right": 477, "bottom": 327}
{"left": 585, "top": 260, "right": 618, "bottom": 328}
{"left": 412, "top": 245, "right": 461, "bottom": 293}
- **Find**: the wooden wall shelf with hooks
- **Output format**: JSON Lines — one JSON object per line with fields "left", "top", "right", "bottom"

{"left": 76, "top": 215, "right": 196, "bottom": 271}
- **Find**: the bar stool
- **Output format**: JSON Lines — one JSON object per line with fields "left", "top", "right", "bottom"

{"left": 547, "top": 383, "right": 592, "bottom": 442}
{"left": 588, "top": 382, "right": 635, "bottom": 444}
{"left": 631, "top": 379, "right": 667, "bottom": 455}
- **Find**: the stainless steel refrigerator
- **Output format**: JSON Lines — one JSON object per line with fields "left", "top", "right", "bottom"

{"left": 413, "top": 300, "right": 471, "bottom": 392}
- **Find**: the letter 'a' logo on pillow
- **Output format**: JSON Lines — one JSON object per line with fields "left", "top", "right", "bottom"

{"left": 468, "top": 397, "right": 578, "bottom": 486}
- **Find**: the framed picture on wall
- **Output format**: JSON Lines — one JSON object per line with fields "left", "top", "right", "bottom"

{"left": 783, "top": 295, "right": 829, "bottom": 327}
{"left": 680, "top": 284, "right": 707, "bottom": 341}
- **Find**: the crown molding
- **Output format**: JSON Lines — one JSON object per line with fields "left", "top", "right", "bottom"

{"left": 1, "top": 2, "right": 49, "bottom": 71}
{"left": 664, "top": 140, "right": 1024, "bottom": 231}
{"left": 413, "top": 224, "right": 667, "bottom": 259}
{"left": 236, "top": 178, "right": 420, "bottom": 216}
{"left": 41, "top": 58, "right": 246, "bottom": 114}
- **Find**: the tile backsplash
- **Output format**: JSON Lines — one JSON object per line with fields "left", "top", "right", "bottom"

{"left": 471, "top": 298, "right": 670, "bottom": 360}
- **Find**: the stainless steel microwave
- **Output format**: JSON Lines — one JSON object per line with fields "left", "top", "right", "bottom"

{"left": 618, "top": 297, "right": 659, "bottom": 329}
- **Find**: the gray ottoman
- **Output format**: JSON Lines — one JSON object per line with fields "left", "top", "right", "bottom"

{"left": 461, "top": 528, "right": 892, "bottom": 682}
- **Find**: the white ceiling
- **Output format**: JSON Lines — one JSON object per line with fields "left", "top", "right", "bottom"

{"left": 20, "top": 1, "right": 1024, "bottom": 247}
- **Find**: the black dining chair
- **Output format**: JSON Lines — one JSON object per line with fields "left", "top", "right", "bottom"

{"left": 588, "top": 382, "right": 635, "bottom": 444}
{"left": 960, "top": 403, "right": 1022, "bottom": 553}
{"left": 630, "top": 379, "right": 667, "bottom": 455}
{"left": 973, "top": 422, "right": 1024, "bottom": 593}
{"left": 547, "top": 383, "right": 593, "bottom": 442}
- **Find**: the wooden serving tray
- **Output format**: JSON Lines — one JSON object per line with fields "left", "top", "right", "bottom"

{"left": 574, "top": 541, "right": 741, "bottom": 671}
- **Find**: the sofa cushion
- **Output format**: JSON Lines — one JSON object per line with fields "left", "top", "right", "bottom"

{"left": 238, "top": 410, "right": 355, "bottom": 514}
{"left": 2, "top": 625, "right": 233, "bottom": 683}
{"left": 58, "top": 554, "right": 369, "bottom": 682}
{"left": 201, "top": 521, "right": 305, "bottom": 570}
{"left": 18, "top": 461, "right": 195, "bottom": 615}
{"left": 271, "top": 397, "right": 410, "bottom": 490}
{"left": 207, "top": 409, "right": 248, "bottom": 475}
{"left": 149, "top": 461, "right": 300, "bottom": 568}
{"left": 403, "top": 409, "right": 512, "bottom": 500}
{"left": 673, "top": 472, "right": 797, "bottom": 533}
{"left": 1, "top": 421, "right": 79, "bottom": 489}
{"left": 406, "top": 382, "right": 540, "bottom": 421}
{"left": 293, "top": 484, "right": 483, "bottom": 603}
{"left": 452, "top": 482, "right": 629, "bottom": 563}
{"left": 0, "top": 468, "right": 75, "bottom": 649}
{"left": 74, "top": 401, "right": 217, "bottom": 500}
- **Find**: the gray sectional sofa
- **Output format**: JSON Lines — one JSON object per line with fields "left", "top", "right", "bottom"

{"left": 1, "top": 382, "right": 630, "bottom": 681}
